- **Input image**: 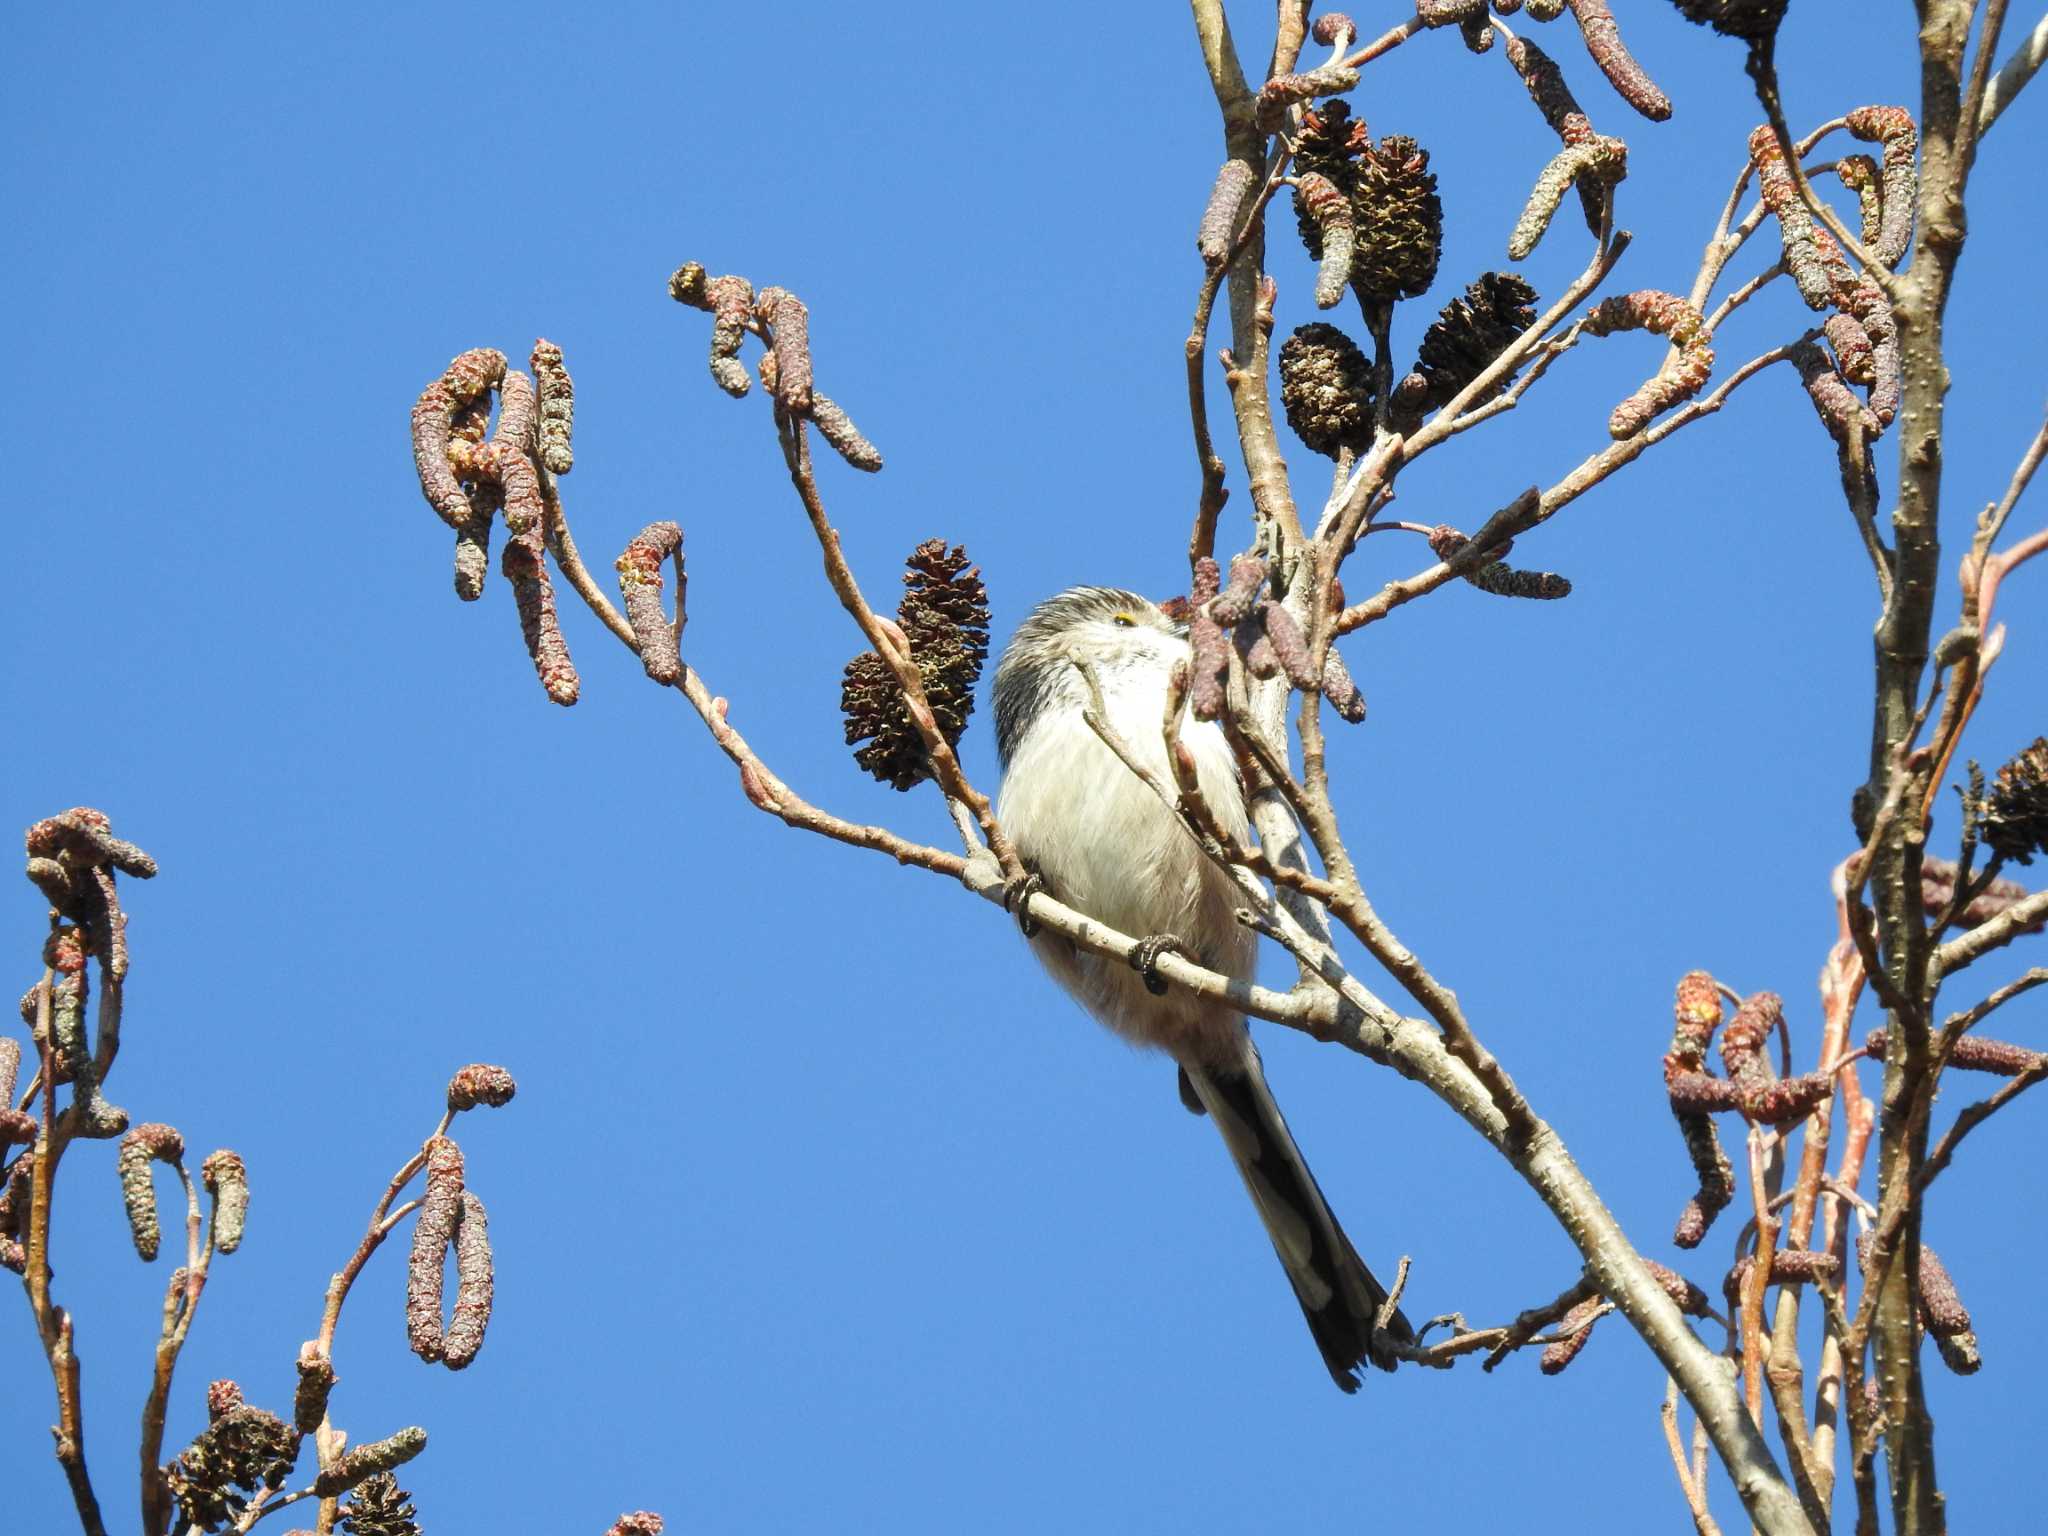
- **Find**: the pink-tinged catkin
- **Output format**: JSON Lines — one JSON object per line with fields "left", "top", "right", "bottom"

{"left": 1836, "top": 155, "right": 1885, "bottom": 252}
{"left": 1918, "top": 1245, "right": 1980, "bottom": 1374}
{"left": 1920, "top": 856, "right": 2041, "bottom": 930}
{"left": 1719, "top": 991, "right": 1781, "bottom": 1087}
{"left": 0, "top": 1035, "right": 21, "bottom": 1109}
{"left": 26, "top": 809, "right": 154, "bottom": 984}
{"left": 1234, "top": 615, "right": 1281, "bottom": 680}
{"left": 1563, "top": 0, "right": 1670, "bottom": 120}
{"left": 1540, "top": 1297, "right": 1603, "bottom": 1374}
{"left": 1506, "top": 34, "right": 1585, "bottom": 137}
{"left": 200, "top": 1149, "right": 248, "bottom": 1254}
{"left": 1255, "top": 64, "right": 1361, "bottom": 131}
{"left": 1671, "top": 978, "right": 1720, "bottom": 1064}
{"left": 669, "top": 263, "right": 757, "bottom": 398}
{"left": 1723, "top": 1249, "right": 1841, "bottom": 1308}
{"left": 502, "top": 539, "right": 580, "bottom": 707}
{"left": 53, "top": 966, "right": 129, "bottom": 1139}
{"left": 605, "top": 1515, "right": 666, "bottom": 1536}
{"left": 1866, "top": 1026, "right": 2043, "bottom": 1077}
{"left": 406, "top": 1137, "right": 465, "bottom": 1363}
{"left": 446, "top": 1063, "right": 518, "bottom": 1113}
{"left": 1320, "top": 647, "right": 1367, "bottom": 723}
{"left": 1840, "top": 278, "right": 1899, "bottom": 427}
{"left": 1415, "top": 0, "right": 1485, "bottom": 29}
{"left": 207, "top": 1379, "right": 243, "bottom": 1420}
{"left": 809, "top": 392, "right": 883, "bottom": 472}
{"left": 118, "top": 1123, "right": 186, "bottom": 1261}
{"left": 1641, "top": 1259, "right": 1712, "bottom": 1317}
{"left": 0, "top": 1149, "right": 31, "bottom": 1272}
{"left": 1208, "top": 556, "right": 1269, "bottom": 626}
{"left": 410, "top": 349, "right": 508, "bottom": 529}
{"left": 294, "top": 1341, "right": 335, "bottom": 1435}
{"left": 1293, "top": 172, "right": 1356, "bottom": 310}
{"left": 1426, "top": 525, "right": 1572, "bottom": 600}
{"left": 1749, "top": 126, "right": 1833, "bottom": 310}
{"left": 1790, "top": 340, "right": 1880, "bottom": 445}
{"left": 25, "top": 807, "right": 157, "bottom": 876}
{"left": 616, "top": 522, "right": 687, "bottom": 684}
{"left": 1738, "top": 1071, "right": 1836, "bottom": 1126}
{"left": 530, "top": 339, "right": 575, "bottom": 475}
{"left": 1255, "top": 603, "right": 1319, "bottom": 690}
{"left": 447, "top": 390, "right": 502, "bottom": 601}
{"left": 312, "top": 1426, "right": 428, "bottom": 1498}
{"left": 1665, "top": 971, "right": 1734, "bottom": 1248}
{"left": 754, "top": 287, "right": 814, "bottom": 414}
{"left": 1509, "top": 135, "right": 1627, "bottom": 259}
{"left": 1843, "top": 106, "right": 1917, "bottom": 269}
{"left": 1188, "top": 559, "right": 1229, "bottom": 722}
{"left": 1197, "top": 161, "right": 1254, "bottom": 266}
{"left": 1825, "top": 312, "right": 1875, "bottom": 384}
{"left": 485, "top": 369, "right": 542, "bottom": 538}
{"left": 1581, "top": 290, "right": 1714, "bottom": 438}
{"left": 441, "top": 1190, "right": 493, "bottom": 1370}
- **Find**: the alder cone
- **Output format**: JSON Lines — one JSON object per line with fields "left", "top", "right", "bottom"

{"left": 1278, "top": 323, "right": 1376, "bottom": 458}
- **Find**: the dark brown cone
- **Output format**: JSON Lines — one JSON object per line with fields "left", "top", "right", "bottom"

{"left": 1278, "top": 323, "right": 1376, "bottom": 457}
{"left": 1350, "top": 135, "right": 1442, "bottom": 303}
{"left": 1415, "top": 272, "right": 1540, "bottom": 409}
{"left": 1979, "top": 737, "right": 2048, "bottom": 865}
{"left": 840, "top": 542, "right": 991, "bottom": 791}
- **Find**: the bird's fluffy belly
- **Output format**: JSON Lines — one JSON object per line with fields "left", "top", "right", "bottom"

{"left": 998, "top": 691, "right": 1256, "bottom": 1069}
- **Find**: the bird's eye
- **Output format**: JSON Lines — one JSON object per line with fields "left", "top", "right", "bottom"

{"left": 1111, "top": 612, "right": 1138, "bottom": 628}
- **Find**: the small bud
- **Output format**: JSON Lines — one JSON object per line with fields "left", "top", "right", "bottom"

{"left": 447, "top": 1064, "right": 518, "bottom": 1113}
{"left": 1310, "top": 13, "right": 1355, "bottom": 47}
{"left": 207, "top": 1379, "right": 244, "bottom": 1421}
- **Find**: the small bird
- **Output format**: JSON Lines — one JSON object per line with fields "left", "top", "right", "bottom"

{"left": 992, "top": 586, "right": 1410, "bottom": 1390}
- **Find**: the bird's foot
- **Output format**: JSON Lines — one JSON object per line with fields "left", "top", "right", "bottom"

{"left": 1003, "top": 870, "right": 1045, "bottom": 939}
{"left": 1128, "top": 933, "right": 1189, "bottom": 996}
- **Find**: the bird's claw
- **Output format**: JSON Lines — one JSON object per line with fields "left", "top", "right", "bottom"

{"left": 1003, "top": 871, "right": 1045, "bottom": 939}
{"left": 1129, "top": 933, "right": 1189, "bottom": 996}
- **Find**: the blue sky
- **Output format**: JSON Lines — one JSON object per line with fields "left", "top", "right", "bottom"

{"left": 6, "top": 4, "right": 2045, "bottom": 1532}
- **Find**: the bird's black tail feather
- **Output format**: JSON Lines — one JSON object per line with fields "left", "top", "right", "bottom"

{"left": 1184, "top": 1055, "right": 1412, "bottom": 1391}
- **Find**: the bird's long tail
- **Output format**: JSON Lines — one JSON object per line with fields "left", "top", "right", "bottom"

{"left": 1183, "top": 1053, "right": 1413, "bottom": 1391}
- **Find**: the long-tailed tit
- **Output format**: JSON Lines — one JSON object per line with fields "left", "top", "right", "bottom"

{"left": 992, "top": 586, "right": 1410, "bottom": 1391}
